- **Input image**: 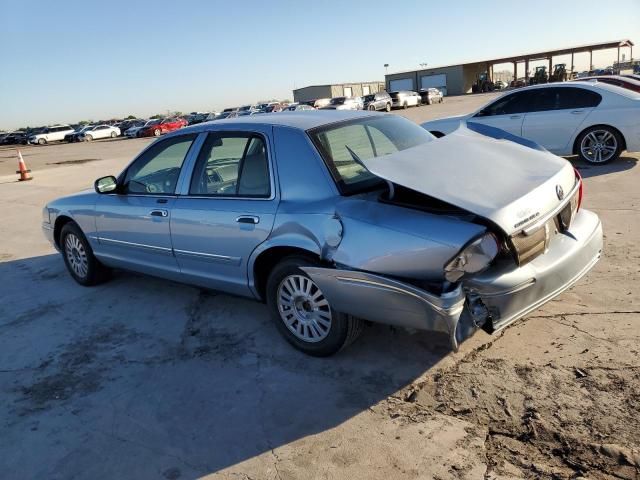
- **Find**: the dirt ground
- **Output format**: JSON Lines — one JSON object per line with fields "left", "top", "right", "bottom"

{"left": 0, "top": 96, "right": 638, "bottom": 479}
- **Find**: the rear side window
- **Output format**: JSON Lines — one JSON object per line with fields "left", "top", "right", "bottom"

{"left": 528, "top": 87, "right": 602, "bottom": 112}
{"left": 309, "top": 115, "right": 434, "bottom": 194}
{"left": 189, "top": 133, "right": 270, "bottom": 197}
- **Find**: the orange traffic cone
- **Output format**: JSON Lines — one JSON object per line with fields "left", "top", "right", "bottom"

{"left": 16, "top": 150, "right": 33, "bottom": 181}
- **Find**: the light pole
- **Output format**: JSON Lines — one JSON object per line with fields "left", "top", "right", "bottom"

{"left": 384, "top": 63, "right": 389, "bottom": 75}
{"left": 419, "top": 62, "right": 428, "bottom": 69}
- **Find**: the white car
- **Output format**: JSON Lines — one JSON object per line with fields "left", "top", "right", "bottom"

{"left": 390, "top": 91, "right": 422, "bottom": 109}
{"left": 125, "top": 120, "right": 159, "bottom": 138}
{"left": 421, "top": 82, "right": 640, "bottom": 164}
{"left": 79, "top": 124, "right": 120, "bottom": 141}
{"left": 28, "top": 125, "right": 75, "bottom": 145}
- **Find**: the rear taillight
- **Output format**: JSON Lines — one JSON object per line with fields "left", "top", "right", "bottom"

{"left": 574, "top": 167, "right": 583, "bottom": 211}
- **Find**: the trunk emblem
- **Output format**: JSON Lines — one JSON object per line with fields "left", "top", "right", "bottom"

{"left": 556, "top": 185, "right": 565, "bottom": 200}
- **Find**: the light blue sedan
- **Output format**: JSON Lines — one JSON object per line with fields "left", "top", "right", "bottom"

{"left": 43, "top": 111, "right": 602, "bottom": 356}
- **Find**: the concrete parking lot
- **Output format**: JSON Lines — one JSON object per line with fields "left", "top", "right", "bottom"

{"left": 1, "top": 97, "right": 639, "bottom": 479}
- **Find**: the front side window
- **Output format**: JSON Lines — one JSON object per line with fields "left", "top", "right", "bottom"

{"left": 123, "top": 134, "right": 196, "bottom": 194}
{"left": 309, "top": 116, "right": 434, "bottom": 194}
{"left": 476, "top": 91, "right": 532, "bottom": 116}
{"left": 189, "top": 133, "right": 270, "bottom": 197}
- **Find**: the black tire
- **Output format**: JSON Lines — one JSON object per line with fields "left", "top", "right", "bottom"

{"left": 60, "top": 222, "right": 111, "bottom": 286}
{"left": 368, "top": 104, "right": 376, "bottom": 111}
{"left": 385, "top": 103, "right": 391, "bottom": 112}
{"left": 576, "top": 126, "right": 623, "bottom": 165}
{"left": 38, "top": 138, "right": 46, "bottom": 145}
{"left": 266, "top": 256, "right": 363, "bottom": 357}
{"left": 403, "top": 102, "right": 408, "bottom": 109}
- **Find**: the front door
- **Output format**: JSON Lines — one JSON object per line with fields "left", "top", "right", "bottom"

{"left": 468, "top": 90, "right": 533, "bottom": 137}
{"left": 171, "top": 130, "right": 277, "bottom": 296}
{"left": 94, "top": 133, "right": 198, "bottom": 278}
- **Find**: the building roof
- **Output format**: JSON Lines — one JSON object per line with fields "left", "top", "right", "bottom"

{"left": 387, "top": 39, "right": 635, "bottom": 76}
{"left": 293, "top": 81, "right": 383, "bottom": 92}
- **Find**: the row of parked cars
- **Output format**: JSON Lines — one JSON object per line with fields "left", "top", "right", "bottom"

{"left": 209, "top": 89, "right": 445, "bottom": 120}
{"left": 1, "top": 88, "right": 446, "bottom": 147}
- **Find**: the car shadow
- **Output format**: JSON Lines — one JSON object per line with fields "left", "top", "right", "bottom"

{"left": 0, "top": 253, "right": 454, "bottom": 479}
{"left": 567, "top": 155, "right": 638, "bottom": 178}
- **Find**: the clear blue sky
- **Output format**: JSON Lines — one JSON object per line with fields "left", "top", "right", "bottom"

{"left": 1, "top": 0, "right": 638, "bottom": 129}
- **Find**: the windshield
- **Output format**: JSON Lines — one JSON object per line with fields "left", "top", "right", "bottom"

{"left": 146, "top": 120, "right": 160, "bottom": 126}
{"left": 330, "top": 97, "right": 346, "bottom": 105}
{"left": 363, "top": 94, "right": 375, "bottom": 102}
{"left": 308, "top": 116, "right": 434, "bottom": 194}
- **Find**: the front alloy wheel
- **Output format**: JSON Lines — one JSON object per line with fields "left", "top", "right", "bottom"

{"left": 65, "top": 233, "right": 88, "bottom": 279}
{"left": 578, "top": 127, "right": 622, "bottom": 164}
{"left": 60, "top": 223, "right": 111, "bottom": 286}
{"left": 153, "top": 128, "right": 161, "bottom": 137}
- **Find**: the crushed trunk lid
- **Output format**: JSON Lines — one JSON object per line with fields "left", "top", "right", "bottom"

{"left": 360, "top": 125, "right": 576, "bottom": 236}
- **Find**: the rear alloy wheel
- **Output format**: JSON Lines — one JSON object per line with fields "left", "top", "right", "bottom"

{"left": 385, "top": 103, "right": 391, "bottom": 112}
{"left": 368, "top": 104, "right": 376, "bottom": 111}
{"left": 85, "top": 134, "right": 93, "bottom": 142}
{"left": 38, "top": 138, "right": 46, "bottom": 145}
{"left": 110, "top": 131, "right": 117, "bottom": 138}
{"left": 60, "top": 223, "right": 111, "bottom": 286}
{"left": 577, "top": 126, "right": 622, "bottom": 164}
{"left": 266, "top": 257, "right": 363, "bottom": 356}
{"left": 153, "top": 128, "right": 161, "bottom": 137}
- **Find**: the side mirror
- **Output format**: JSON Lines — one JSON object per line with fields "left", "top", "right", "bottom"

{"left": 94, "top": 175, "right": 118, "bottom": 194}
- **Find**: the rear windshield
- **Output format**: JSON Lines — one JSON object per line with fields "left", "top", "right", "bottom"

{"left": 308, "top": 116, "right": 434, "bottom": 194}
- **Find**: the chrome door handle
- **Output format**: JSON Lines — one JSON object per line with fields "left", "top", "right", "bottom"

{"left": 236, "top": 215, "right": 260, "bottom": 224}
{"left": 149, "top": 209, "right": 168, "bottom": 217}
{"left": 570, "top": 110, "right": 584, "bottom": 114}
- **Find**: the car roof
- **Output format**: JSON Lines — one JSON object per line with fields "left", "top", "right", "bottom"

{"left": 173, "top": 110, "right": 380, "bottom": 134}
{"left": 509, "top": 81, "right": 640, "bottom": 98}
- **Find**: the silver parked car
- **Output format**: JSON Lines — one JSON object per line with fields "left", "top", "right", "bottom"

{"left": 43, "top": 111, "right": 602, "bottom": 356}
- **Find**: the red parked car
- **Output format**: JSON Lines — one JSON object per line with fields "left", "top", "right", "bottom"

{"left": 575, "top": 75, "right": 640, "bottom": 94}
{"left": 139, "top": 117, "right": 188, "bottom": 137}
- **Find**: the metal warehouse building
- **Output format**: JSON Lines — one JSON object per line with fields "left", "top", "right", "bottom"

{"left": 293, "top": 81, "right": 385, "bottom": 103}
{"left": 385, "top": 39, "right": 634, "bottom": 96}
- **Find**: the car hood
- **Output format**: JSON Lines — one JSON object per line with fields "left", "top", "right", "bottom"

{"left": 360, "top": 125, "right": 576, "bottom": 236}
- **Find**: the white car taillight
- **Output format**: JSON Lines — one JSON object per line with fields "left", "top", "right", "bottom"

{"left": 444, "top": 232, "right": 500, "bottom": 282}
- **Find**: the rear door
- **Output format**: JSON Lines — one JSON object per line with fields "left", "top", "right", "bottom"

{"left": 468, "top": 90, "right": 532, "bottom": 136}
{"left": 521, "top": 87, "right": 601, "bottom": 153}
{"left": 170, "top": 128, "right": 278, "bottom": 296}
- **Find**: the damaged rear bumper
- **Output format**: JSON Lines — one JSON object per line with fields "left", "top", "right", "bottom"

{"left": 302, "top": 209, "right": 602, "bottom": 351}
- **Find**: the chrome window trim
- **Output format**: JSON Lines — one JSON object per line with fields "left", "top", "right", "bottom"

{"left": 98, "top": 237, "right": 173, "bottom": 255}
{"left": 173, "top": 248, "right": 241, "bottom": 265}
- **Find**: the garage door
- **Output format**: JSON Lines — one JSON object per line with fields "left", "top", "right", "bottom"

{"left": 420, "top": 74, "right": 447, "bottom": 96}
{"left": 389, "top": 78, "right": 413, "bottom": 91}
